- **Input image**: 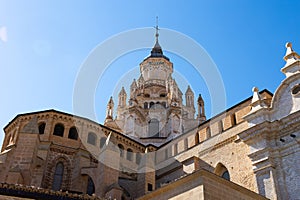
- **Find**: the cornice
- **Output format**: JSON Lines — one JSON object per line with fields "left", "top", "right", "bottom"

{"left": 238, "top": 121, "right": 272, "bottom": 143}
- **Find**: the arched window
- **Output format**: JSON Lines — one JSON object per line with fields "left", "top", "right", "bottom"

{"left": 215, "top": 163, "right": 230, "bottom": 181}
{"left": 68, "top": 127, "right": 78, "bottom": 140}
{"left": 86, "top": 176, "right": 95, "bottom": 195}
{"left": 195, "top": 132, "right": 200, "bottom": 145}
{"left": 38, "top": 122, "right": 46, "bottom": 134}
{"left": 87, "top": 132, "right": 97, "bottom": 145}
{"left": 52, "top": 162, "right": 64, "bottom": 191}
{"left": 100, "top": 137, "right": 106, "bottom": 149}
{"left": 127, "top": 148, "right": 133, "bottom": 161}
{"left": 148, "top": 119, "right": 159, "bottom": 137}
{"left": 53, "top": 124, "right": 64, "bottom": 137}
{"left": 149, "top": 102, "right": 154, "bottom": 109}
{"left": 144, "top": 102, "right": 148, "bottom": 109}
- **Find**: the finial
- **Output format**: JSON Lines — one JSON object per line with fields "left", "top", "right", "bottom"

{"left": 155, "top": 16, "right": 159, "bottom": 43}
{"left": 284, "top": 42, "right": 294, "bottom": 60}
{"left": 149, "top": 16, "right": 166, "bottom": 58}
{"left": 249, "top": 86, "right": 267, "bottom": 112}
{"left": 252, "top": 87, "right": 259, "bottom": 93}
{"left": 284, "top": 42, "right": 300, "bottom": 61}
{"left": 251, "top": 87, "right": 261, "bottom": 103}
{"left": 198, "top": 94, "right": 203, "bottom": 102}
{"left": 282, "top": 41, "right": 300, "bottom": 77}
{"left": 109, "top": 96, "right": 114, "bottom": 104}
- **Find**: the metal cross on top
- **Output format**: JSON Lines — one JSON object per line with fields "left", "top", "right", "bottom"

{"left": 155, "top": 16, "right": 159, "bottom": 42}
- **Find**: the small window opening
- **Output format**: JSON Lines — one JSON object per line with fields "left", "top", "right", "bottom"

{"left": 68, "top": 127, "right": 78, "bottom": 140}
{"left": 38, "top": 122, "right": 46, "bottom": 134}
{"left": 147, "top": 183, "right": 153, "bottom": 191}
{"left": 53, "top": 124, "right": 64, "bottom": 137}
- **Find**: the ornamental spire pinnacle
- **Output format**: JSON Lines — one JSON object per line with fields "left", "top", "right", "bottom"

{"left": 155, "top": 16, "right": 159, "bottom": 43}
{"left": 281, "top": 42, "right": 300, "bottom": 77}
{"left": 150, "top": 16, "right": 164, "bottom": 58}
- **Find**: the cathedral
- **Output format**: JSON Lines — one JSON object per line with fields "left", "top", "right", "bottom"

{"left": 0, "top": 30, "right": 299, "bottom": 200}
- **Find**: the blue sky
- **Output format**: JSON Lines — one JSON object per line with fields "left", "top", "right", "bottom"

{"left": 0, "top": 1, "right": 299, "bottom": 144}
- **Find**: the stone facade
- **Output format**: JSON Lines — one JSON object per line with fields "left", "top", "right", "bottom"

{"left": 138, "top": 170, "right": 268, "bottom": 200}
{"left": 0, "top": 36, "right": 299, "bottom": 200}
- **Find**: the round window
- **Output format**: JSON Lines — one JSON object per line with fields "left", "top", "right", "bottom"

{"left": 291, "top": 84, "right": 300, "bottom": 95}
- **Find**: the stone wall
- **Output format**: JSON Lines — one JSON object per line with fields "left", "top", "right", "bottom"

{"left": 138, "top": 169, "right": 268, "bottom": 200}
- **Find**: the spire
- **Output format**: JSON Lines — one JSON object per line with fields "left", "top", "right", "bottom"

{"left": 105, "top": 96, "right": 114, "bottom": 122}
{"left": 119, "top": 87, "right": 126, "bottom": 96}
{"left": 130, "top": 79, "right": 137, "bottom": 89}
{"left": 185, "top": 85, "right": 193, "bottom": 94}
{"left": 143, "top": 17, "right": 169, "bottom": 61}
{"left": 197, "top": 94, "right": 206, "bottom": 123}
{"left": 149, "top": 17, "right": 168, "bottom": 60}
{"left": 197, "top": 94, "right": 204, "bottom": 103}
{"left": 185, "top": 85, "right": 195, "bottom": 108}
{"left": 118, "top": 87, "right": 127, "bottom": 108}
{"left": 108, "top": 96, "right": 114, "bottom": 105}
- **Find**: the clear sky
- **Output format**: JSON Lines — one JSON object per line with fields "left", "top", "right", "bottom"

{"left": 0, "top": 1, "right": 299, "bottom": 144}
